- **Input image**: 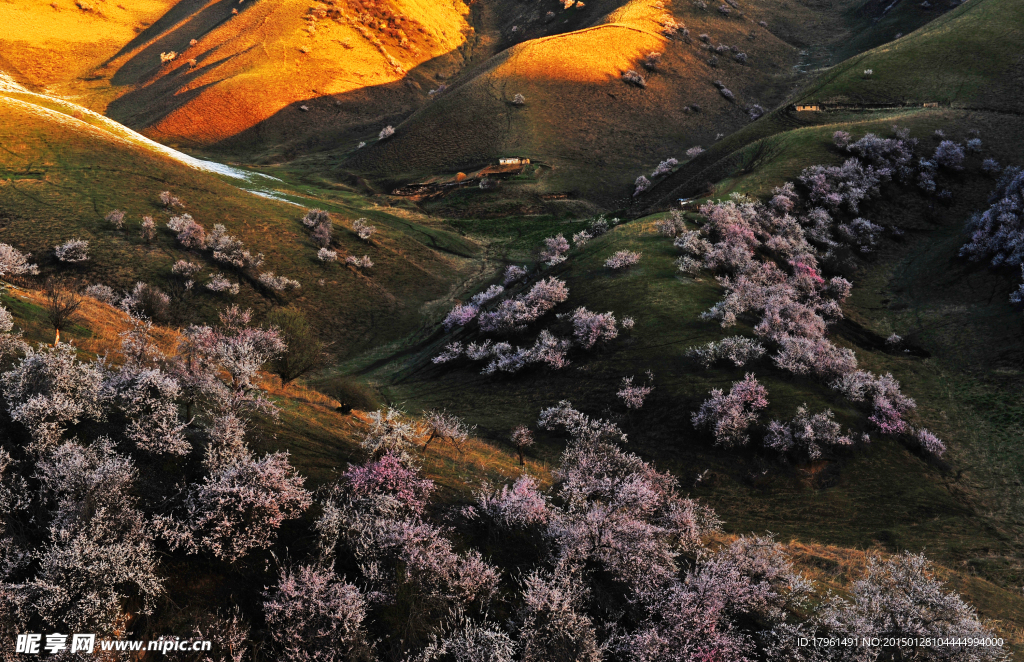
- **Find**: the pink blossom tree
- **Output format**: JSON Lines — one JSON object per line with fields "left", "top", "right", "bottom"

{"left": 263, "top": 565, "right": 373, "bottom": 662}
{"left": 160, "top": 451, "right": 311, "bottom": 562}
{"left": 691, "top": 373, "right": 768, "bottom": 447}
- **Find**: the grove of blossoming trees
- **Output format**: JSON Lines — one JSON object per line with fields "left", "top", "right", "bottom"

{"left": 0, "top": 292, "right": 1008, "bottom": 660}
{"left": 0, "top": 297, "right": 319, "bottom": 654}
{"left": 670, "top": 128, "right": 972, "bottom": 460}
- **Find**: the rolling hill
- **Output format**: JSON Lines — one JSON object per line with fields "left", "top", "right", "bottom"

{"left": 0, "top": 80, "right": 485, "bottom": 360}
{"left": 3, "top": 0, "right": 1024, "bottom": 655}
{"left": 0, "top": 0, "right": 481, "bottom": 157}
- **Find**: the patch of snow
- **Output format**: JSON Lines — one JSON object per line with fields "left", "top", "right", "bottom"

{"left": 0, "top": 73, "right": 282, "bottom": 187}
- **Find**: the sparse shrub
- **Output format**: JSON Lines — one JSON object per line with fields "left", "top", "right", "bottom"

{"left": 121, "top": 282, "right": 171, "bottom": 321}
{"left": 833, "top": 131, "right": 852, "bottom": 149}
{"left": 205, "top": 273, "right": 239, "bottom": 295}
{"left": 379, "top": 125, "right": 395, "bottom": 140}
{"left": 914, "top": 428, "right": 946, "bottom": 456}
{"left": 443, "top": 304, "right": 479, "bottom": 330}
{"left": 422, "top": 409, "right": 474, "bottom": 450}
{"left": 652, "top": 158, "right": 678, "bottom": 177}
{"left": 302, "top": 209, "right": 330, "bottom": 228}
{"left": 572, "top": 230, "right": 592, "bottom": 246}
{"left": 832, "top": 370, "right": 916, "bottom": 434}
{"left": 105, "top": 209, "right": 126, "bottom": 229}
{"left": 692, "top": 373, "right": 768, "bottom": 447}
{"left": 617, "top": 372, "right": 654, "bottom": 409}
{"left": 346, "top": 255, "right": 374, "bottom": 268}
{"left": 687, "top": 336, "right": 765, "bottom": 368}
{"left": 54, "top": 239, "right": 89, "bottom": 263}
{"left": 934, "top": 140, "right": 965, "bottom": 170}
{"left": 84, "top": 283, "right": 119, "bottom": 305}
{"left": 0, "top": 243, "right": 39, "bottom": 277}
{"left": 503, "top": 265, "right": 527, "bottom": 284}
{"left": 140, "top": 216, "right": 156, "bottom": 242}
{"left": 622, "top": 70, "right": 646, "bottom": 87}
{"left": 540, "top": 234, "right": 570, "bottom": 266}
{"left": 764, "top": 405, "right": 853, "bottom": 459}
{"left": 655, "top": 211, "right": 687, "bottom": 236}
{"left": 604, "top": 250, "right": 641, "bottom": 270}
{"left": 170, "top": 214, "right": 207, "bottom": 249}
{"left": 259, "top": 272, "right": 301, "bottom": 292}
{"left": 312, "top": 221, "right": 332, "bottom": 247}
{"left": 510, "top": 425, "right": 535, "bottom": 465}
{"left": 208, "top": 224, "right": 263, "bottom": 270}
{"left": 570, "top": 307, "right": 618, "bottom": 348}
{"left": 158, "top": 191, "right": 183, "bottom": 208}
{"left": 171, "top": 260, "right": 203, "bottom": 279}
{"left": 352, "top": 218, "right": 377, "bottom": 241}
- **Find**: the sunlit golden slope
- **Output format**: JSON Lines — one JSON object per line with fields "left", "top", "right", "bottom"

{"left": 345, "top": 0, "right": 799, "bottom": 203}
{"left": 0, "top": 0, "right": 176, "bottom": 88}
{"left": 0, "top": 0, "right": 477, "bottom": 151}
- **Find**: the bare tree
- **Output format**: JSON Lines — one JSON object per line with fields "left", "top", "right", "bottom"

{"left": 44, "top": 278, "right": 83, "bottom": 345}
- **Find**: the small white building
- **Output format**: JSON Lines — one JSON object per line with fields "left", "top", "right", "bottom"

{"left": 499, "top": 157, "right": 530, "bottom": 165}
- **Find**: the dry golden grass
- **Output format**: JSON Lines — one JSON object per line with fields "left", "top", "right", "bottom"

{"left": 347, "top": 408, "right": 553, "bottom": 497}
{"left": 4, "top": 283, "right": 180, "bottom": 358}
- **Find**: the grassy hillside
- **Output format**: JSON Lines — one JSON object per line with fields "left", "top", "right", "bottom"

{"left": 342, "top": 108, "right": 1024, "bottom": 646}
{"left": 0, "top": 88, "right": 485, "bottom": 359}
{"left": 639, "top": 0, "right": 1024, "bottom": 210}
{"left": 798, "top": 0, "right": 1024, "bottom": 111}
